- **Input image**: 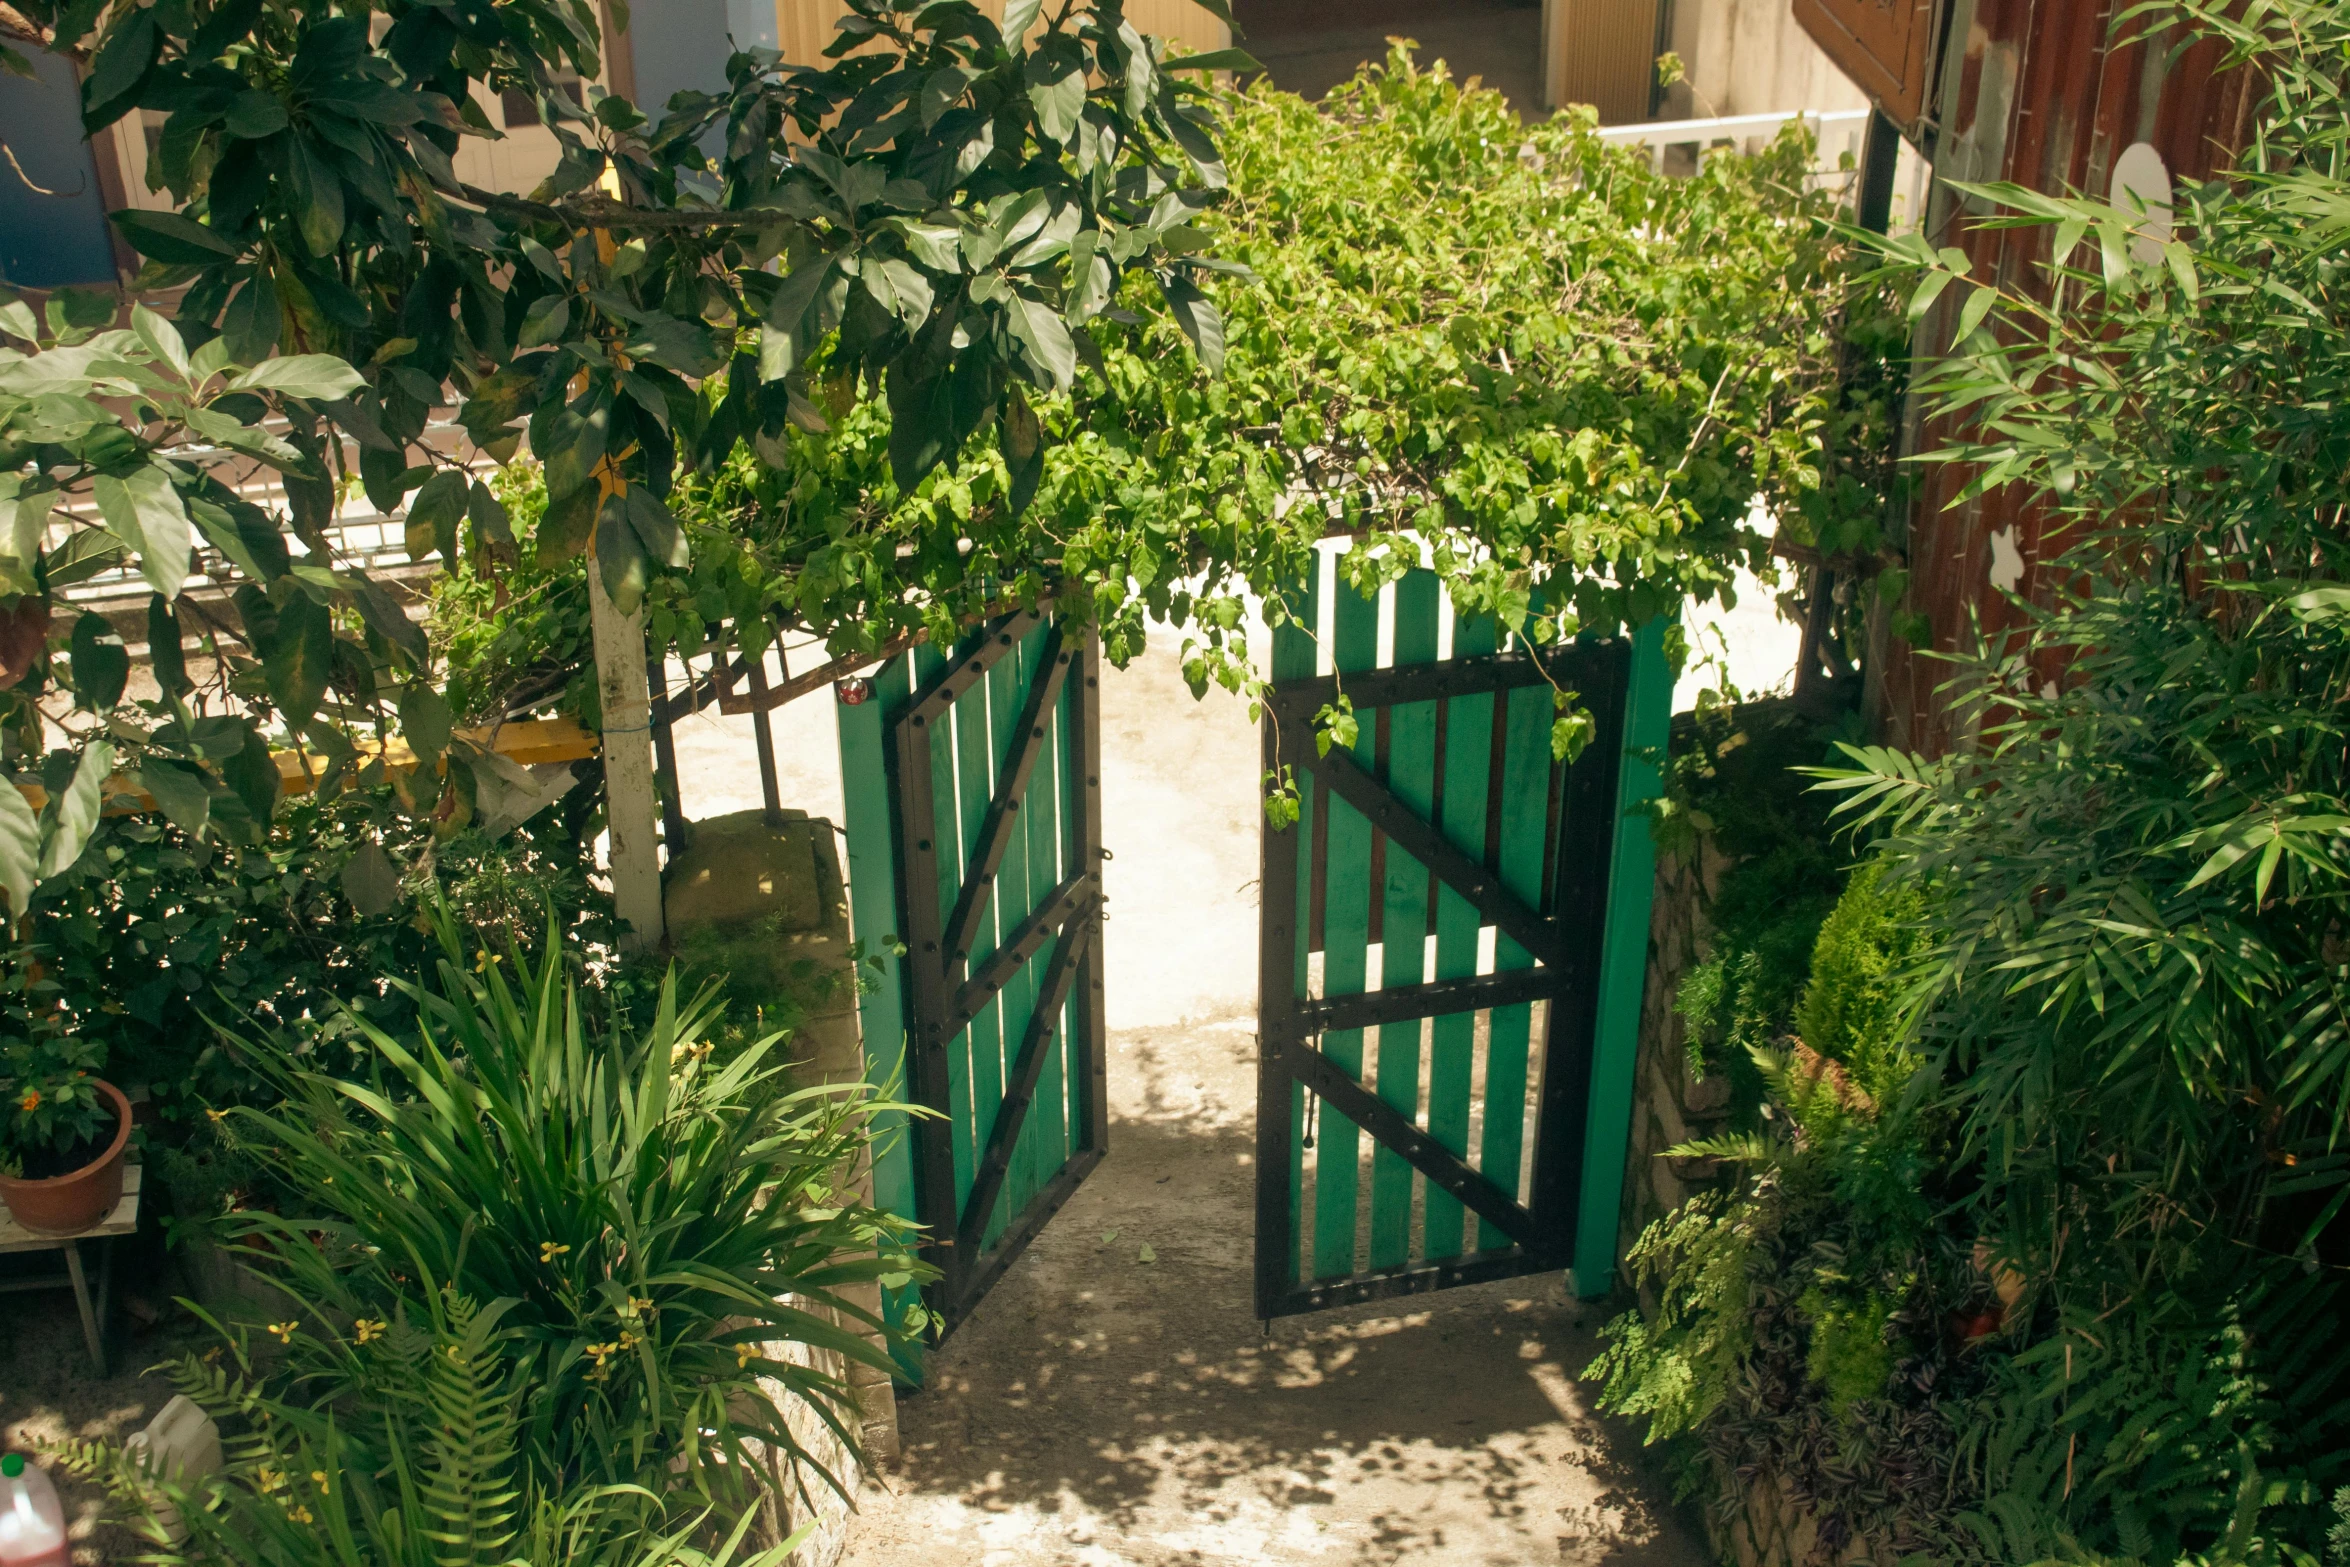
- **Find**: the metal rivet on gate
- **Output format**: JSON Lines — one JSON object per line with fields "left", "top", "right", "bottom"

{"left": 924, "top": 941, "right": 937, "bottom": 951}
{"left": 918, "top": 839, "right": 931, "bottom": 850}
{"left": 1033, "top": 726, "right": 1044, "bottom": 738}
{"left": 1089, "top": 776, "right": 1100, "bottom": 786}
{"left": 1008, "top": 801, "right": 1019, "bottom": 812}
{"left": 1087, "top": 677, "right": 1098, "bottom": 688}
{"left": 912, "top": 716, "right": 925, "bottom": 727}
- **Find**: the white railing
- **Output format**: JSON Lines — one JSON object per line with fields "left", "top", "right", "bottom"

{"left": 1592, "top": 108, "right": 1872, "bottom": 176}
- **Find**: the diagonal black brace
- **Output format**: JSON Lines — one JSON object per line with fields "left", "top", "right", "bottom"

{"left": 1299, "top": 742, "right": 1566, "bottom": 971}
{"left": 904, "top": 610, "right": 1048, "bottom": 731}
{"left": 945, "top": 871, "right": 1095, "bottom": 1039}
{"left": 1265, "top": 642, "right": 1622, "bottom": 725}
{"left": 1297, "top": 965, "right": 1558, "bottom": 1036}
{"left": 1277, "top": 1035, "right": 1543, "bottom": 1250}
{"left": 942, "top": 626, "right": 1073, "bottom": 977}
{"left": 954, "top": 910, "right": 1096, "bottom": 1271}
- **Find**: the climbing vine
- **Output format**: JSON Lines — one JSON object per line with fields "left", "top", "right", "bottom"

{"left": 585, "top": 48, "right": 1896, "bottom": 752}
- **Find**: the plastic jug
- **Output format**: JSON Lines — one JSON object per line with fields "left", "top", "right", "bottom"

{"left": 0, "top": 1453, "right": 68, "bottom": 1567}
{"left": 122, "top": 1397, "right": 222, "bottom": 1545}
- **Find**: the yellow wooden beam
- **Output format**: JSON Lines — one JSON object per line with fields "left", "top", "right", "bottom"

{"left": 19, "top": 716, "right": 600, "bottom": 814}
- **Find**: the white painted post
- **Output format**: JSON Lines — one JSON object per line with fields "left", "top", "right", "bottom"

{"left": 588, "top": 556, "right": 666, "bottom": 954}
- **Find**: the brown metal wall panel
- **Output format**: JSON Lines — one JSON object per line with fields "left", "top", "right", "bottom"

{"left": 1874, "top": 0, "right": 2253, "bottom": 753}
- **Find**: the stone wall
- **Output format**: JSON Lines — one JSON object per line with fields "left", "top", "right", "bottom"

{"left": 1615, "top": 835, "right": 1738, "bottom": 1297}
{"left": 664, "top": 809, "right": 899, "bottom": 1567}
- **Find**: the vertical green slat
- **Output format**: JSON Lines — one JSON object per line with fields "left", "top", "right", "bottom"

{"left": 1271, "top": 566, "right": 1320, "bottom": 1290}
{"left": 986, "top": 623, "right": 1044, "bottom": 1244}
{"left": 1423, "top": 615, "right": 1496, "bottom": 1259}
{"left": 1022, "top": 627, "right": 1070, "bottom": 1196}
{"left": 841, "top": 654, "right": 916, "bottom": 1222}
{"left": 1055, "top": 664, "right": 1084, "bottom": 1156}
{"left": 1311, "top": 578, "right": 1380, "bottom": 1281}
{"left": 1368, "top": 571, "right": 1439, "bottom": 1269}
{"left": 1573, "top": 618, "right": 1672, "bottom": 1296}
{"left": 910, "top": 645, "right": 975, "bottom": 1217}
{"left": 952, "top": 653, "right": 1000, "bottom": 1222}
{"left": 837, "top": 653, "right": 923, "bottom": 1381}
{"left": 1477, "top": 680, "right": 1554, "bottom": 1251}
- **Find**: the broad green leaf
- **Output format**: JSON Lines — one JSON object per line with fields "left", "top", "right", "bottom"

{"left": 0, "top": 772, "right": 38, "bottom": 921}
{"left": 228, "top": 354, "right": 365, "bottom": 400}
{"left": 109, "top": 208, "right": 239, "bottom": 265}
{"left": 92, "top": 463, "right": 192, "bottom": 598}
{"left": 139, "top": 757, "right": 212, "bottom": 839}
{"left": 131, "top": 303, "right": 191, "bottom": 382}
{"left": 1156, "top": 273, "right": 1224, "bottom": 374}
{"left": 405, "top": 467, "right": 469, "bottom": 561}
{"left": 261, "top": 588, "right": 333, "bottom": 726}
{"left": 39, "top": 740, "right": 112, "bottom": 879}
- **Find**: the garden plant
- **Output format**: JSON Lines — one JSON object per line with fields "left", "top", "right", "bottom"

{"left": 1591, "top": 0, "right": 2350, "bottom": 1560}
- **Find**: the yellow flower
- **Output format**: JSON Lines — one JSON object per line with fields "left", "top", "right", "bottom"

{"left": 205, "top": 1107, "right": 227, "bottom": 1123}
{"left": 616, "top": 1331, "right": 639, "bottom": 1352}
{"left": 287, "top": 1505, "right": 314, "bottom": 1525}
{"left": 256, "top": 1467, "right": 285, "bottom": 1493}
{"left": 310, "top": 1472, "right": 328, "bottom": 1493}
{"left": 735, "top": 1346, "right": 754, "bottom": 1368}
{"left": 539, "top": 1242, "right": 571, "bottom": 1263}
{"left": 266, "top": 1321, "right": 298, "bottom": 1343}
{"left": 17, "top": 1089, "right": 37, "bottom": 1113}
{"left": 353, "top": 1318, "right": 386, "bottom": 1344}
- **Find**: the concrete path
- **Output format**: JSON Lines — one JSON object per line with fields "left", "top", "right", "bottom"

{"left": 819, "top": 640, "right": 1706, "bottom": 1567}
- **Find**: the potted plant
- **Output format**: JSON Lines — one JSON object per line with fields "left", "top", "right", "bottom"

{"left": 0, "top": 1026, "right": 131, "bottom": 1235}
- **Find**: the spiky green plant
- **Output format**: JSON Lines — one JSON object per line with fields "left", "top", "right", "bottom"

{"left": 209, "top": 900, "right": 933, "bottom": 1517}
{"left": 54, "top": 1291, "right": 804, "bottom": 1567}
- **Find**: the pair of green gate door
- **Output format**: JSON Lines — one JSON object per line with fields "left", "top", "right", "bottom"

{"left": 836, "top": 564, "right": 1668, "bottom": 1361}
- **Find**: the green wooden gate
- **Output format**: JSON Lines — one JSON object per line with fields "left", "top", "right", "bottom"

{"left": 1255, "top": 561, "right": 1669, "bottom": 1318}
{"left": 837, "top": 609, "right": 1107, "bottom": 1347}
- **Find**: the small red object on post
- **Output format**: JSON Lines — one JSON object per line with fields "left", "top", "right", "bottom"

{"left": 834, "top": 676, "right": 872, "bottom": 706}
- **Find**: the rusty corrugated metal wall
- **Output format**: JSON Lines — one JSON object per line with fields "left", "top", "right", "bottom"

{"left": 1868, "top": 0, "right": 2258, "bottom": 752}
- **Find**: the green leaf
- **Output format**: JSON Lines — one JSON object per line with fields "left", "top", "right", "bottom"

{"left": 148, "top": 592, "right": 189, "bottom": 697}
{"left": 1000, "top": 0, "right": 1041, "bottom": 46}
{"left": 131, "top": 303, "right": 192, "bottom": 382}
{"left": 341, "top": 839, "right": 402, "bottom": 916}
{"left": 92, "top": 463, "right": 192, "bottom": 598}
{"left": 222, "top": 87, "right": 289, "bottom": 139}
{"left": 595, "top": 496, "right": 649, "bottom": 614}
{"left": 1906, "top": 266, "right": 1958, "bottom": 321}
{"left": 221, "top": 271, "right": 281, "bottom": 363}
{"left": 289, "top": 136, "right": 346, "bottom": 256}
{"left": 1954, "top": 282, "right": 1997, "bottom": 341}
{"left": 623, "top": 486, "right": 689, "bottom": 569}
{"left": 261, "top": 589, "right": 333, "bottom": 727}
{"left": 228, "top": 354, "right": 366, "bottom": 400}
{"left": 1156, "top": 273, "right": 1224, "bottom": 374}
{"left": 220, "top": 720, "right": 281, "bottom": 823}
{"left": 0, "top": 773, "right": 39, "bottom": 922}
{"left": 39, "top": 740, "right": 113, "bottom": 880}
{"left": 110, "top": 208, "right": 241, "bottom": 265}
{"left": 1162, "top": 47, "right": 1260, "bottom": 72}
{"left": 399, "top": 682, "right": 454, "bottom": 764}
{"left": 1003, "top": 289, "right": 1076, "bottom": 391}
{"left": 346, "top": 569, "right": 429, "bottom": 666}
{"left": 405, "top": 467, "right": 469, "bottom": 561}
{"left": 68, "top": 610, "right": 128, "bottom": 709}
{"left": 139, "top": 757, "right": 212, "bottom": 839}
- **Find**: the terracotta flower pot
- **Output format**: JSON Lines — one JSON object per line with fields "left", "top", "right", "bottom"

{"left": 0, "top": 1079, "right": 132, "bottom": 1236}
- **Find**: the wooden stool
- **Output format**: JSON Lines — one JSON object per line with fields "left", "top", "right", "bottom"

{"left": 0, "top": 1164, "right": 141, "bottom": 1373}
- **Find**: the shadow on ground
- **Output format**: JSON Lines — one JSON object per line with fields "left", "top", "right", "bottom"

{"left": 844, "top": 1017, "right": 1707, "bottom": 1566}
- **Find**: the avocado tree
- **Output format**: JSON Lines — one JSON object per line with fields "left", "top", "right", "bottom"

{"left": 1, "top": 0, "right": 1243, "bottom": 941}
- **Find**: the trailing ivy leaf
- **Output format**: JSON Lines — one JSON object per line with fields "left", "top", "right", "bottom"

{"left": 68, "top": 612, "right": 128, "bottom": 710}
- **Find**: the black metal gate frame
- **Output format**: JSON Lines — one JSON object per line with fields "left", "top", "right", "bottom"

{"left": 1254, "top": 641, "right": 1631, "bottom": 1320}
{"left": 887, "top": 609, "right": 1109, "bottom": 1333}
